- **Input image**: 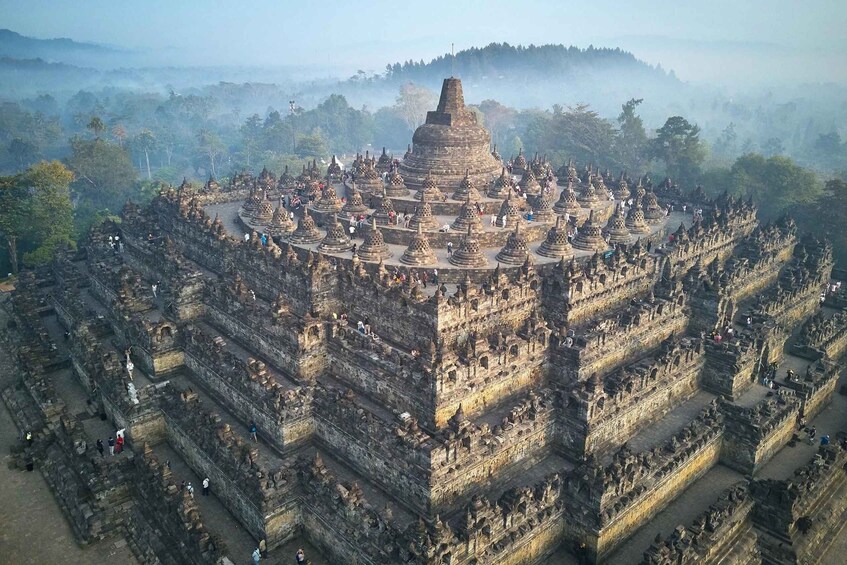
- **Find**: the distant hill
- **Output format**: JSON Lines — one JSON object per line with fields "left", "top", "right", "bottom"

{"left": 337, "top": 42, "right": 684, "bottom": 118}
{"left": 382, "top": 42, "right": 675, "bottom": 84}
{"left": 0, "top": 28, "right": 126, "bottom": 68}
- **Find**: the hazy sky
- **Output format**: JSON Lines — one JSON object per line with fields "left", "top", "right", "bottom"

{"left": 2, "top": 0, "right": 846, "bottom": 84}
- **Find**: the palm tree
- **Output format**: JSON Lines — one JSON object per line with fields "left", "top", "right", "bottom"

{"left": 87, "top": 116, "right": 104, "bottom": 138}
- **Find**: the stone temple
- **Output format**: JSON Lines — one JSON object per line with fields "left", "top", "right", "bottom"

{"left": 399, "top": 78, "right": 501, "bottom": 196}
{"left": 4, "top": 77, "right": 847, "bottom": 565}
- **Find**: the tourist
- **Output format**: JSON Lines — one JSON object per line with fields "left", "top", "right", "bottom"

{"left": 116, "top": 434, "right": 124, "bottom": 454}
{"left": 422, "top": 271, "right": 429, "bottom": 288}
{"left": 96, "top": 438, "right": 104, "bottom": 457}
{"left": 249, "top": 422, "right": 258, "bottom": 443}
{"left": 349, "top": 224, "right": 355, "bottom": 237}
{"left": 296, "top": 548, "right": 307, "bottom": 564}
{"left": 187, "top": 482, "right": 194, "bottom": 499}
{"left": 258, "top": 539, "right": 267, "bottom": 557}
{"left": 244, "top": 232, "right": 250, "bottom": 242}
{"left": 808, "top": 426, "right": 817, "bottom": 445}
{"left": 357, "top": 320, "right": 365, "bottom": 334}
{"left": 821, "top": 435, "right": 830, "bottom": 446}
{"left": 108, "top": 436, "right": 115, "bottom": 456}
{"left": 364, "top": 316, "right": 371, "bottom": 336}
{"left": 202, "top": 477, "right": 210, "bottom": 496}
{"left": 126, "top": 358, "right": 134, "bottom": 381}
{"left": 490, "top": 214, "right": 497, "bottom": 227}
{"left": 432, "top": 269, "right": 438, "bottom": 285}
{"left": 252, "top": 547, "right": 261, "bottom": 564}
{"left": 151, "top": 283, "right": 158, "bottom": 298}
{"left": 447, "top": 241, "right": 453, "bottom": 256}
{"left": 351, "top": 244, "right": 357, "bottom": 256}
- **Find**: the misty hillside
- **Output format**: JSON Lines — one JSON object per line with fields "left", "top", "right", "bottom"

{"left": 333, "top": 42, "right": 684, "bottom": 117}
{"left": 0, "top": 28, "right": 124, "bottom": 67}
{"left": 383, "top": 43, "right": 675, "bottom": 83}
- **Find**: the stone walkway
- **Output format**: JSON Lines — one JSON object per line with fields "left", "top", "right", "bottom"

{"left": 605, "top": 464, "right": 745, "bottom": 564}
{"left": 0, "top": 294, "right": 136, "bottom": 565}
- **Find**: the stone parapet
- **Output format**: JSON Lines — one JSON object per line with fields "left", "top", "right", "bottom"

{"left": 720, "top": 395, "right": 800, "bottom": 474}
{"left": 560, "top": 338, "right": 705, "bottom": 459}
{"left": 642, "top": 484, "right": 757, "bottom": 565}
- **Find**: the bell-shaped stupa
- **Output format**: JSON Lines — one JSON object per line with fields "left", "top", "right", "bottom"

{"left": 400, "top": 78, "right": 500, "bottom": 196}
{"left": 357, "top": 219, "right": 391, "bottom": 262}
{"left": 400, "top": 225, "right": 437, "bottom": 265}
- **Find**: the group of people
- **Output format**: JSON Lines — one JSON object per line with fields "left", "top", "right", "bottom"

{"left": 252, "top": 546, "right": 308, "bottom": 564}
{"left": 95, "top": 429, "right": 126, "bottom": 457}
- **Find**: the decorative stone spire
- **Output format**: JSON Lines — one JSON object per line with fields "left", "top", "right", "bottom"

{"left": 635, "top": 178, "right": 646, "bottom": 200}
{"left": 257, "top": 166, "right": 275, "bottom": 191}
{"left": 357, "top": 160, "right": 384, "bottom": 194}
{"left": 452, "top": 195, "right": 484, "bottom": 232}
{"left": 643, "top": 189, "right": 666, "bottom": 224}
{"left": 312, "top": 183, "right": 343, "bottom": 214}
{"left": 572, "top": 210, "right": 608, "bottom": 252}
{"left": 512, "top": 148, "right": 528, "bottom": 174}
{"left": 497, "top": 190, "right": 522, "bottom": 229}
{"left": 375, "top": 147, "right": 392, "bottom": 173}
{"left": 553, "top": 180, "right": 582, "bottom": 215}
{"left": 602, "top": 203, "right": 633, "bottom": 245}
{"left": 342, "top": 186, "right": 368, "bottom": 215}
{"left": 253, "top": 192, "right": 274, "bottom": 224}
{"left": 491, "top": 144, "right": 501, "bottom": 161}
{"left": 537, "top": 216, "right": 573, "bottom": 258}
{"left": 385, "top": 170, "right": 410, "bottom": 197}
{"left": 449, "top": 225, "right": 488, "bottom": 268}
{"left": 400, "top": 224, "right": 437, "bottom": 265}
{"left": 327, "top": 155, "right": 342, "bottom": 179}
{"left": 531, "top": 190, "right": 555, "bottom": 223}
{"left": 242, "top": 186, "right": 262, "bottom": 215}
{"left": 408, "top": 194, "right": 440, "bottom": 232}
{"left": 403, "top": 144, "right": 412, "bottom": 160}
{"left": 274, "top": 165, "right": 291, "bottom": 187}
{"left": 488, "top": 167, "right": 516, "bottom": 198}
{"left": 318, "top": 214, "right": 353, "bottom": 253}
{"left": 519, "top": 168, "right": 542, "bottom": 196}
{"left": 496, "top": 221, "right": 530, "bottom": 265}
{"left": 614, "top": 175, "right": 631, "bottom": 201}
{"left": 415, "top": 171, "right": 446, "bottom": 202}
{"left": 625, "top": 200, "right": 651, "bottom": 234}
{"left": 267, "top": 200, "right": 295, "bottom": 236}
{"left": 452, "top": 169, "right": 482, "bottom": 202}
{"left": 577, "top": 177, "right": 602, "bottom": 208}
{"left": 357, "top": 218, "right": 391, "bottom": 262}
{"left": 204, "top": 174, "right": 221, "bottom": 192}
{"left": 373, "top": 193, "right": 396, "bottom": 226}
{"left": 289, "top": 210, "right": 323, "bottom": 245}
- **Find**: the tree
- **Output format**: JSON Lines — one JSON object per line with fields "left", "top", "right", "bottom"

{"left": 615, "top": 98, "right": 648, "bottom": 173}
{"left": 523, "top": 104, "right": 620, "bottom": 168}
{"left": 0, "top": 173, "right": 29, "bottom": 274}
{"left": 650, "top": 116, "right": 706, "bottom": 186}
{"left": 134, "top": 130, "right": 156, "bottom": 180}
{"left": 196, "top": 130, "right": 223, "bottom": 177}
{"left": 87, "top": 116, "right": 105, "bottom": 138}
{"left": 8, "top": 138, "right": 40, "bottom": 171}
{"left": 67, "top": 137, "right": 137, "bottom": 212}
{"left": 478, "top": 99, "right": 517, "bottom": 147}
{"left": 21, "top": 161, "right": 75, "bottom": 266}
{"left": 713, "top": 123, "right": 738, "bottom": 161}
{"left": 112, "top": 123, "right": 127, "bottom": 147}
{"left": 729, "top": 154, "right": 821, "bottom": 219}
{"left": 240, "top": 114, "right": 262, "bottom": 168}
{"left": 394, "top": 83, "right": 437, "bottom": 131}
{"left": 762, "top": 137, "right": 784, "bottom": 157}
{"left": 295, "top": 130, "right": 328, "bottom": 159}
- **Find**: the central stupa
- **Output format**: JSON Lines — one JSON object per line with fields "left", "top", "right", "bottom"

{"left": 399, "top": 78, "right": 501, "bottom": 196}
